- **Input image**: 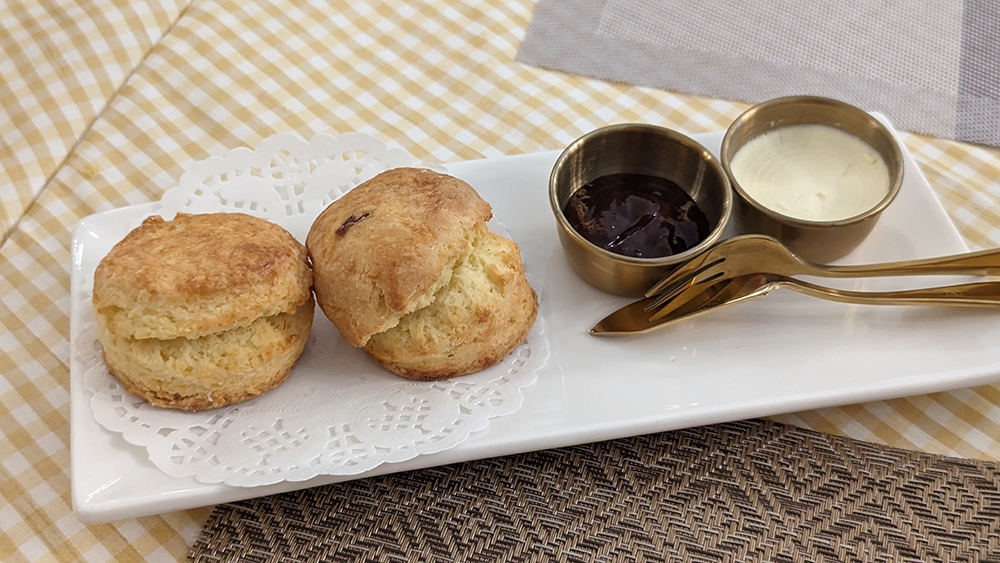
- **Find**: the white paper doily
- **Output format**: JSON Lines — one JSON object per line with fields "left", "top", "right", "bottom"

{"left": 78, "top": 132, "right": 548, "bottom": 487}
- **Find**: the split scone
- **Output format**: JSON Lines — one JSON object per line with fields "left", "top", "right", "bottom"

{"left": 306, "top": 168, "right": 537, "bottom": 381}
{"left": 92, "top": 212, "right": 314, "bottom": 411}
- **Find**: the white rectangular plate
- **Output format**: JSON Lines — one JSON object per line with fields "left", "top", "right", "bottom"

{"left": 71, "top": 128, "right": 1000, "bottom": 523}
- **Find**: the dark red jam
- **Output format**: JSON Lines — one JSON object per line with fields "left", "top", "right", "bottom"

{"left": 562, "top": 173, "right": 710, "bottom": 258}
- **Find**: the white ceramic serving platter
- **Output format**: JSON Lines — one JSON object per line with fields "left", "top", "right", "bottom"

{"left": 71, "top": 128, "right": 1000, "bottom": 523}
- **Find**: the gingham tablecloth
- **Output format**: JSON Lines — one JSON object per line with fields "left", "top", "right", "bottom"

{"left": 3, "top": 1, "right": 1000, "bottom": 560}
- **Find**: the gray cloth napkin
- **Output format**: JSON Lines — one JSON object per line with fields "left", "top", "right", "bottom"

{"left": 518, "top": 0, "right": 1000, "bottom": 147}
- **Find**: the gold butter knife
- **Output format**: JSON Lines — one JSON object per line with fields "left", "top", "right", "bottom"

{"left": 591, "top": 274, "right": 1000, "bottom": 336}
{"left": 590, "top": 277, "right": 741, "bottom": 335}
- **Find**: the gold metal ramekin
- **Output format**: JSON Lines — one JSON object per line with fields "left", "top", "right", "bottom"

{"left": 549, "top": 123, "right": 733, "bottom": 296}
{"left": 720, "top": 96, "right": 904, "bottom": 263}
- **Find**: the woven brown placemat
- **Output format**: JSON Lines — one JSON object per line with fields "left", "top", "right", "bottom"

{"left": 190, "top": 419, "right": 1000, "bottom": 562}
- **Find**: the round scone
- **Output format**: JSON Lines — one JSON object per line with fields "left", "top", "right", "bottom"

{"left": 307, "top": 167, "right": 538, "bottom": 380}
{"left": 92, "top": 212, "right": 314, "bottom": 411}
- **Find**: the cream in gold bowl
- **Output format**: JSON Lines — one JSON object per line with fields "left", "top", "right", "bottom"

{"left": 721, "top": 96, "right": 904, "bottom": 263}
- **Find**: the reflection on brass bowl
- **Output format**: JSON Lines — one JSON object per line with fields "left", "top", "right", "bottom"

{"left": 549, "top": 123, "right": 732, "bottom": 296}
{"left": 721, "top": 96, "right": 904, "bottom": 263}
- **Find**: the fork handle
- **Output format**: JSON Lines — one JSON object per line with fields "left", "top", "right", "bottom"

{"left": 814, "top": 246, "right": 1000, "bottom": 277}
{"left": 781, "top": 278, "right": 1000, "bottom": 307}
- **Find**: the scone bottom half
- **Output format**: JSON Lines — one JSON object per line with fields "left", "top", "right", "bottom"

{"left": 307, "top": 168, "right": 538, "bottom": 381}
{"left": 92, "top": 212, "right": 315, "bottom": 411}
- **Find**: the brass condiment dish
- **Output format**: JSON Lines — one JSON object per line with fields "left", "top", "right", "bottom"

{"left": 549, "top": 123, "right": 733, "bottom": 296}
{"left": 721, "top": 96, "right": 904, "bottom": 263}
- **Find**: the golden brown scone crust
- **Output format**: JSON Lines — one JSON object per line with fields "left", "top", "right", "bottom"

{"left": 92, "top": 212, "right": 314, "bottom": 411}
{"left": 307, "top": 167, "right": 492, "bottom": 347}
{"left": 93, "top": 212, "right": 313, "bottom": 340}
{"left": 307, "top": 168, "right": 537, "bottom": 380}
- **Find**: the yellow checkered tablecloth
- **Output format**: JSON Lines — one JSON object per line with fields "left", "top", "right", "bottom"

{"left": 3, "top": 0, "right": 1000, "bottom": 560}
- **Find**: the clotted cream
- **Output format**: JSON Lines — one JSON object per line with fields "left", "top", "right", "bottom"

{"left": 729, "top": 124, "right": 890, "bottom": 222}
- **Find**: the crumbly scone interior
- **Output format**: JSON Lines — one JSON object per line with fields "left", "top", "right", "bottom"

{"left": 369, "top": 232, "right": 475, "bottom": 335}
{"left": 95, "top": 284, "right": 310, "bottom": 340}
{"left": 366, "top": 225, "right": 525, "bottom": 355}
{"left": 359, "top": 247, "right": 463, "bottom": 344}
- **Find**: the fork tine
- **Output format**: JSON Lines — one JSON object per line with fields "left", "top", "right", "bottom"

{"left": 643, "top": 281, "right": 688, "bottom": 313}
{"left": 644, "top": 256, "right": 725, "bottom": 299}
{"left": 647, "top": 271, "right": 734, "bottom": 323}
{"left": 644, "top": 257, "right": 706, "bottom": 298}
{"left": 644, "top": 269, "right": 726, "bottom": 313}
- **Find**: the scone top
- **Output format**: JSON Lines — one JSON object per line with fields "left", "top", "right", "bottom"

{"left": 93, "top": 212, "right": 313, "bottom": 340}
{"left": 306, "top": 167, "right": 493, "bottom": 347}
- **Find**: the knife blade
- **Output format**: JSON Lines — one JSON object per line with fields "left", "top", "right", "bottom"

{"left": 590, "top": 277, "right": 746, "bottom": 335}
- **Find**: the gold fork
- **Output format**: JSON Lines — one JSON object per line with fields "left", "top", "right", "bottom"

{"left": 643, "top": 234, "right": 1000, "bottom": 315}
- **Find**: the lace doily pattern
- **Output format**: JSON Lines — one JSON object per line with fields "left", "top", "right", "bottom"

{"left": 160, "top": 132, "right": 413, "bottom": 240}
{"left": 79, "top": 133, "right": 548, "bottom": 487}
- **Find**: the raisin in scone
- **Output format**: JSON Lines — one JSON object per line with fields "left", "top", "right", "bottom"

{"left": 92, "top": 212, "right": 314, "bottom": 411}
{"left": 306, "top": 168, "right": 537, "bottom": 380}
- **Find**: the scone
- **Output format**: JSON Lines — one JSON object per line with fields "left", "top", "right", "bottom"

{"left": 92, "top": 212, "right": 314, "bottom": 411}
{"left": 306, "top": 168, "right": 537, "bottom": 380}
